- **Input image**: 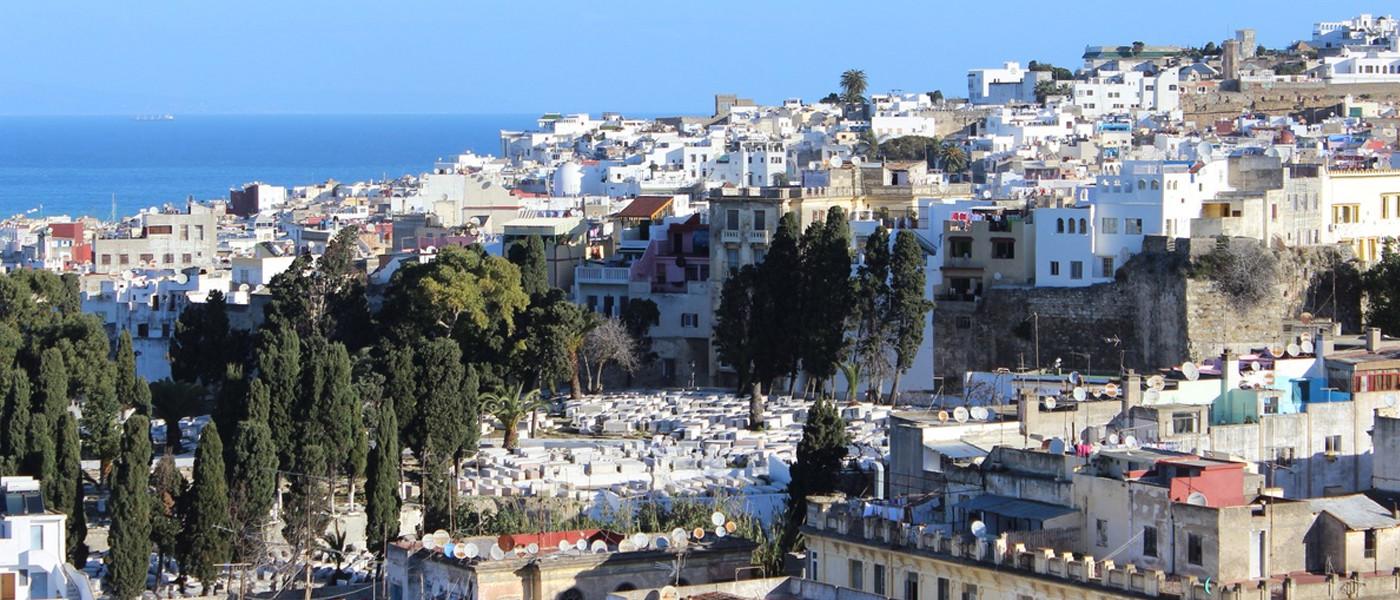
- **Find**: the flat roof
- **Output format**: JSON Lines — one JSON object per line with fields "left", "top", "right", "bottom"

{"left": 954, "top": 494, "right": 1077, "bottom": 522}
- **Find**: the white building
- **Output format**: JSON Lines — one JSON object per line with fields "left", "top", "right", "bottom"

{"left": 1312, "top": 13, "right": 1399, "bottom": 53}
{"left": 1320, "top": 46, "right": 1400, "bottom": 83}
{"left": 0, "top": 477, "right": 93, "bottom": 600}
{"left": 967, "top": 62, "right": 1047, "bottom": 105}
{"left": 1072, "top": 67, "right": 1181, "bottom": 118}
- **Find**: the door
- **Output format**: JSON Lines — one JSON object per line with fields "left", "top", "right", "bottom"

{"left": 1, "top": 573, "right": 15, "bottom": 600}
{"left": 1249, "top": 530, "right": 1265, "bottom": 579}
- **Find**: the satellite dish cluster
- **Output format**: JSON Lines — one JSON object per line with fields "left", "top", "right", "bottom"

{"left": 420, "top": 512, "right": 739, "bottom": 562}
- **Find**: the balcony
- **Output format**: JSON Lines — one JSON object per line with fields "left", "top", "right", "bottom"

{"left": 575, "top": 266, "right": 632, "bottom": 285}
{"left": 721, "top": 230, "right": 743, "bottom": 244}
{"left": 747, "top": 230, "right": 770, "bottom": 245}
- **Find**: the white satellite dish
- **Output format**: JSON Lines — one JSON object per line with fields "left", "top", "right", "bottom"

{"left": 970, "top": 406, "right": 989, "bottom": 421}
{"left": 970, "top": 520, "right": 988, "bottom": 539}
{"left": 464, "top": 543, "right": 479, "bottom": 559}
{"left": 670, "top": 529, "right": 688, "bottom": 549}
{"left": 953, "top": 406, "right": 970, "bottom": 423}
{"left": 1144, "top": 389, "right": 1160, "bottom": 404}
{"left": 526, "top": 543, "right": 539, "bottom": 555}
{"left": 591, "top": 540, "right": 607, "bottom": 553}
{"left": 453, "top": 543, "right": 468, "bottom": 559}
{"left": 1043, "top": 396, "right": 1058, "bottom": 410}
{"left": 1182, "top": 362, "right": 1200, "bottom": 381}
{"left": 513, "top": 545, "right": 525, "bottom": 557}
{"left": 1301, "top": 340, "right": 1315, "bottom": 354}
{"left": 937, "top": 410, "right": 949, "bottom": 423}
{"left": 619, "top": 539, "right": 636, "bottom": 552}
{"left": 1069, "top": 371, "right": 1082, "bottom": 385}
{"left": 489, "top": 545, "right": 506, "bottom": 560}
{"left": 575, "top": 539, "right": 589, "bottom": 552}
{"left": 659, "top": 586, "right": 680, "bottom": 600}
{"left": 1107, "top": 432, "right": 1121, "bottom": 445}
{"left": 1250, "top": 361, "right": 1262, "bottom": 372}
{"left": 1186, "top": 491, "right": 1209, "bottom": 506}
{"left": 1286, "top": 343, "right": 1301, "bottom": 357}
{"left": 422, "top": 536, "right": 438, "bottom": 551}
{"left": 711, "top": 512, "right": 726, "bottom": 527}
{"left": 1269, "top": 344, "right": 1286, "bottom": 358}
{"left": 434, "top": 530, "right": 450, "bottom": 547}
{"left": 1048, "top": 437, "right": 1067, "bottom": 454}
{"left": 830, "top": 155, "right": 844, "bottom": 168}
{"left": 557, "top": 540, "right": 572, "bottom": 553}
{"left": 633, "top": 533, "right": 650, "bottom": 550}
{"left": 850, "top": 156, "right": 864, "bottom": 167}
{"left": 715, "top": 527, "right": 728, "bottom": 538}
{"left": 1147, "top": 375, "right": 1165, "bottom": 391}
{"left": 1072, "top": 387, "right": 1087, "bottom": 401}
{"left": 1124, "top": 435, "right": 1139, "bottom": 449}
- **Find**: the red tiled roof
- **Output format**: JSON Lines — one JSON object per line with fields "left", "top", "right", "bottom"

{"left": 615, "top": 196, "right": 674, "bottom": 219}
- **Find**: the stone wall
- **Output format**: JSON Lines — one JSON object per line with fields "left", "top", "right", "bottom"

{"left": 934, "top": 238, "right": 1359, "bottom": 387}
{"left": 1180, "top": 81, "right": 1400, "bottom": 125}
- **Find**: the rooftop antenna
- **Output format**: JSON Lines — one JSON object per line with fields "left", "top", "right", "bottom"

{"left": 111, "top": 193, "right": 116, "bottom": 223}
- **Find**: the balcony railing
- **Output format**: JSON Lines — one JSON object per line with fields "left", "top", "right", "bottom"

{"left": 721, "top": 230, "right": 743, "bottom": 244}
{"left": 575, "top": 266, "right": 632, "bottom": 284}
{"left": 747, "top": 230, "right": 771, "bottom": 245}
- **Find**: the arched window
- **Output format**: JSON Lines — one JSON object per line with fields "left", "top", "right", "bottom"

{"left": 1067, "top": 219, "right": 1076, "bottom": 234}
{"left": 1138, "top": 179, "right": 1147, "bottom": 190}
{"left": 1057, "top": 218, "right": 1065, "bottom": 233}
{"left": 1078, "top": 218, "right": 1087, "bottom": 233}
{"left": 1151, "top": 180, "right": 1160, "bottom": 190}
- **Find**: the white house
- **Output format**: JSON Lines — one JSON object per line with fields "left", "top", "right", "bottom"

{"left": 1072, "top": 67, "right": 1181, "bottom": 118}
{"left": 1312, "top": 14, "right": 1398, "bottom": 53}
{"left": 1320, "top": 46, "right": 1400, "bottom": 83}
{"left": 967, "top": 62, "right": 1048, "bottom": 105}
{"left": 0, "top": 477, "right": 93, "bottom": 600}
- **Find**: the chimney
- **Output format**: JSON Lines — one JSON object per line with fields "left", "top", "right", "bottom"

{"left": 1367, "top": 327, "right": 1383, "bottom": 353}
{"left": 1223, "top": 349, "right": 1242, "bottom": 392}
{"left": 1123, "top": 370, "right": 1143, "bottom": 411}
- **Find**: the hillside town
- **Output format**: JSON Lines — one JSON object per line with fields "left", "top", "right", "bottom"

{"left": 8, "top": 11, "right": 1400, "bottom": 600}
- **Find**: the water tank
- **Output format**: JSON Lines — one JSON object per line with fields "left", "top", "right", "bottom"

{"left": 553, "top": 162, "right": 584, "bottom": 196}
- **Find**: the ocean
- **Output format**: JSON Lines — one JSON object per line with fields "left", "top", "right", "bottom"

{"left": 0, "top": 114, "right": 541, "bottom": 220}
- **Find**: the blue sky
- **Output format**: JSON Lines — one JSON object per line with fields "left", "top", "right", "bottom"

{"left": 0, "top": 1, "right": 1384, "bottom": 116}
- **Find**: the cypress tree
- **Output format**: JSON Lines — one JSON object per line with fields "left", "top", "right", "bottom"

{"left": 37, "top": 347, "right": 69, "bottom": 422}
{"left": 419, "top": 441, "right": 451, "bottom": 533}
{"left": 131, "top": 376, "right": 152, "bottom": 417}
{"left": 1, "top": 374, "right": 30, "bottom": 470}
{"left": 26, "top": 413, "right": 57, "bottom": 497}
{"left": 255, "top": 320, "right": 301, "bottom": 468}
{"left": 114, "top": 330, "right": 149, "bottom": 414}
{"left": 229, "top": 420, "right": 276, "bottom": 561}
{"left": 82, "top": 381, "right": 122, "bottom": 484}
{"left": 799, "top": 207, "right": 855, "bottom": 392}
{"left": 185, "top": 424, "right": 230, "bottom": 594}
{"left": 246, "top": 378, "right": 271, "bottom": 425}
{"left": 282, "top": 443, "right": 329, "bottom": 553}
{"left": 508, "top": 234, "right": 550, "bottom": 297}
{"left": 852, "top": 226, "right": 892, "bottom": 400}
{"left": 365, "top": 395, "right": 402, "bottom": 555}
{"left": 313, "top": 342, "right": 357, "bottom": 472}
{"left": 57, "top": 414, "right": 87, "bottom": 566}
{"left": 149, "top": 451, "right": 185, "bottom": 591}
{"left": 67, "top": 467, "right": 89, "bottom": 567}
{"left": 382, "top": 345, "right": 416, "bottom": 450}
{"left": 886, "top": 230, "right": 934, "bottom": 403}
{"left": 756, "top": 212, "right": 805, "bottom": 390}
{"left": 108, "top": 415, "right": 153, "bottom": 600}
{"left": 781, "top": 398, "right": 851, "bottom": 550}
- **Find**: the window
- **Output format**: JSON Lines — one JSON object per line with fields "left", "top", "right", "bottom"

{"left": 849, "top": 559, "right": 863, "bottom": 590}
{"left": 119, "top": 254, "right": 130, "bottom": 265}
{"left": 681, "top": 313, "right": 699, "bottom": 328}
{"left": 873, "top": 564, "right": 886, "bottom": 595}
{"left": 810, "top": 551, "right": 818, "bottom": 580}
{"left": 1067, "top": 218, "right": 1076, "bottom": 234}
{"left": 1366, "top": 530, "right": 1377, "bottom": 559}
{"left": 961, "top": 583, "right": 978, "bottom": 600}
{"left": 1326, "top": 435, "right": 1342, "bottom": 454}
{"left": 726, "top": 209, "right": 740, "bottom": 230}
{"left": 753, "top": 210, "right": 767, "bottom": 231}
{"left": 1050, "top": 261, "right": 1060, "bottom": 276}
{"left": 949, "top": 237, "right": 973, "bottom": 258}
{"left": 1172, "top": 412, "right": 1198, "bottom": 435}
{"left": 1143, "top": 526, "right": 1158, "bottom": 557}
{"left": 163, "top": 253, "right": 174, "bottom": 264}
{"left": 1101, "top": 257, "right": 1115, "bottom": 277}
{"left": 182, "top": 253, "right": 192, "bottom": 263}
{"left": 991, "top": 239, "right": 1015, "bottom": 259}
{"left": 1101, "top": 217, "right": 1118, "bottom": 233}
{"left": 1125, "top": 218, "right": 1143, "bottom": 235}
{"left": 1187, "top": 533, "right": 1203, "bottom": 565}
{"left": 1096, "top": 519, "right": 1108, "bottom": 546}
{"left": 101, "top": 254, "right": 112, "bottom": 265}
{"left": 30, "top": 525, "right": 43, "bottom": 550}
{"left": 1078, "top": 218, "right": 1087, "bottom": 233}
{"left": 1056, "top": 218, "right": 1064, "bottom": 233}
{"left": 1070, "top": 261, "right": 1083, "bottom": 280}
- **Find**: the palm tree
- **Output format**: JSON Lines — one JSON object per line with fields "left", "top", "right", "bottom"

{"left": 480, "top": 383, "right": 548, "bottom": 450}
{"left": 840, "top": 69, "right": 868, "bottom": 104}
{"left": 940, "top": 142, "right": 968, "bottom": 178}
{"left": 318, "top": 524, "right": 351, "bottom": 583}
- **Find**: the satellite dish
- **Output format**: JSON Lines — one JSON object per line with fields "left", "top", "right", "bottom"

{"left": 1268, "top": 345, "right": 1285, "bottom": 358}
{"left": 654, "top": 536, "right": 669, "bottom": 550}
{"left": 1301, "top": 340, "right": 1315, "bottom": 354}
{"left": 1072, "top": 387, "right": 1087, "bottom": 401}
{"left": 1042, "top": 397, "right": 1058, "bottom": 410}
{"left": 1108, "top": 432, "right": 1121, "bottom": 445}
{"left": 850, "top": 156, "right": 864, "bottom": 167}
{"left": 464, "top": 543, "right": 479, "bottom": 559}
{"left": 970, "top": 406, "right": 989, "bottom": 421}
{"left": 1048, "top": 437, "right": 1067, "bottom": 455}
{"left": 558, "top": 540, "right": 572, "bottom": 553}
{"left": 453, "top": 543, "right": 468, "bottom": 560}
{"left": 1147, "top": 375, "right": 1165, "bottom": 391}
{"left": 513, "top": 545, "right": 526, "bottom": 557}
{"left": 591, "top": 540, "right": 607, "bottom": 553}
{"left": 422, "top": 536, "right": 438, "bottom": 551}
{"left": 1124, "top": 435, "right": 1139, "bottom": 449}
{"left": 489, "top": 545, "right": 506, "bottom": 560}
{"left": 1186, "top": 491, "right": 1209, "bottom": 506}
{"left": 434, "top": 531, "right": 450, "bottom": 547}
{"left": 1104, "top": 382, "right": 1120, "bottom": 398}
{"left": 715, "top": 527, "right": 728, "bottom": 538}
{"left": 575, "top": 538, "right": 589, "bottom": 552}
{"left": 526, "top": 543, "right": 539, "bottom": 555}
{"left": 711, "top": 512, "right": 726, "bottom": 527}
{"left": 970, "top": 520, "right": 988, "bottom": 539}
{"left": 830, "top": 156, "right": 844, "bottom": 168}
{"left": 633, "top": 533, "right": 650, "bottom": 550}
{"left": 993, "top": 271, "right": 1003, "bottom": 281}
{"left": 1250, "top": 361, "right": 1262, "bottom": 372}
{"left": 619, "top": 539, "right": 636, "bottom": 552}
{"left": 1144, "top": 389, "right": 1160, "bottom": 404}
{"left": 659, "top": 586, "right": 680, "bottom": 600}
{"left": 953, "top": 406, "right": 970, "bottom": 423}
{"left": 1182, "top": 362, "right": 1200, "bottom": 381}
{"left": 725, "top": 521, "right": 737, "bottom": 533}
{"left": 1069, "top": 371, "right": 1082, "bottom": 385}
{"left": 937, "top": 410, "right": 949, "bottom": 423}
{"left": 1286, "top": 343, "right": 1301, "bottom": 357}
{"left": 442, "top": 542, "right": 455, "bottom": 558}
